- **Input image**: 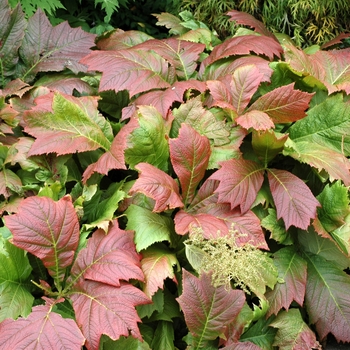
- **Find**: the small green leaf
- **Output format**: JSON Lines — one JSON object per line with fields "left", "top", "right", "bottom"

{"left": 151, "top": 321, "right": 175, "bottom": 350}
{"left": 0, "top": 238, "right": 33, "bottom": 321}
{"left": 125, "top": 204, "right": 175, "bottom": 252}
{"left": 99, "top": 334, "right": 151, "bottom": 350}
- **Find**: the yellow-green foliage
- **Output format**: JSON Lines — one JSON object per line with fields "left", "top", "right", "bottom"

{"left": 185, "top": 229, "right": 278, "bottom": 297}
{"left": 182, "top": 0, "right": 350, "bottom": 46}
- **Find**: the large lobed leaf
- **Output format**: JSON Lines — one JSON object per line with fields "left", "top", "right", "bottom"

{"left": 18, "top": 9, "right": 96, "bottom": 82}
{"left": 169, "top": 123, "right": 211, "bottom": 205}
{"left": 177, "top": 269, "right": 245, "bottom": 348}
{"left": 24, "top": 92, "right": 112, "bottom": 156}
{"left": 81, "top": 49, "right": 173, "bottom": 97}
{"left": 69, "top": 221, "right": 144, "bottom": 288}
{"left": 4, "top": 196, "right": 79, "bottom": 283}
{"left": 0, "top": 297, "right": 85, "bottom": 350}
{"left": 70, "top": 280, "right": 150, "bottom": 350}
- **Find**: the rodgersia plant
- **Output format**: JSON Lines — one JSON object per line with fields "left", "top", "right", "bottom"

{"left": 1, "top": 0, "right": 350, "bottom": 348}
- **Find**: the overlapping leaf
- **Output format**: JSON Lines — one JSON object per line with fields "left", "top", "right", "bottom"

{"left": 266, "top": 247, "right": 307, "bottom": 317}
{"left": 0, "top": 169, "right": 22, "bottom": 198}
{"left": 130, "top": 162, "right": 183, "bottom": 212}
{"left": 267, "top": 169, "right": 320, "bottom": 230}
{"left": 305, "top": 254, "right": 350, "bottom": 342}
{"left": 141, "top": 245, "right": 178, "bottom": 298}
{"left": 4, "top": 196, "right": 79, "bottom": 282}
{"left": 69, "top": 221, "right": 144, "bottom": 288}
{"left": 169, "top": 123, "right": 211, "bottom": 205}
{"left": 18, "top": 9, "right": 96, "bottom": 81}
{"left": 24, "top": 92, "right": 112, "bottom": 156}
{"left": 80, "top": 49, "right": 173, "bottom": 97}
{"left": 210, "top": 159, "right": 265, "bottom": 213}
{"left": 0, "top": 238, "right": 33, "bottom": 321}
{"left": 177, "top": 270, "right": 245, "bottom": 348}
{"left": 247, "top": 83, "right": 314, "bottom": 124}
{"left": 70, "top": 280, "right": 151, "bottom": 350}
{"left": 288, "top": 94, "right": 350, "bottom": 156}
{"left": 270, "top": 309, "right": 321, "bottom": 349}
{"left": 133, "top": 38, "right": 205, "bottom": 80}
{"left": 0, "top": 298, "right": 85, "bottom": 350}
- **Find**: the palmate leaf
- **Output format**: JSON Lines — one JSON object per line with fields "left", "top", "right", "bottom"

{"left": 265, "top": 247, "right": 307, "bottom": 317}
{"left": 134, "top": 38, "right": 205, "bottom": 80}
{"left": 0, "top": 238, "right": 33, "bottom": 321}
{"left": 141, "top": 245, "right": 178, "bottom": 298}
{"left": 24, "top": 92, "right": 112, "bottom": 156}
{"left": 270, "top": 309, "right": 321, "bottom": 349}
{"left": 169, "top": 123, "right": 211, "bottom": 205}
{"left": 0, "top": 1, "right": 26, "bottom": 86}
{"left": 210, "top": 159, "right": 265, "bottom": 213}
{"left": 130, "top": 162, "right": 183, "bottom": 213}
{"left": 288, "top": 94, "right": 350, "bottom": 156}
{"left": 18, "top": 9, "right": 96, "bottom": 82}
{"left": 177, "top": 270, "right": 245, "bottom": 349}
{"left": 305, "top": 254, "right": 350, "bottom": 342}
{"left": 246, "top": 83, "right": 314, "bottom": 124}
{"left": 267, "top": 169, "right": 320, "bottom": 230}
{"left": 0, "top": 297, "right": 85, "bottom": 350}
{"left": 4, "top": 196, "right": 79, "bottom": 283}
{"left": 68, "top": 221, "right": 144, "bottom": 288}
{"left": 70, "top": 280, "right": 151, "bottom": 350}
{"left": 80, "top": 49, "right": 173, "bottom": 98}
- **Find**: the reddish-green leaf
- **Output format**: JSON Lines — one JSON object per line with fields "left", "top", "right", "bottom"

{"left": 0, "top": 298, "right": 85, "bottom": 350}
{"left": 206, "top": 79, "right": 235, "bottom": 110}
{"left": 201, "top": 35, "right": 282, "bottom": 70}
{"left": 236, "top": 110, "right": 274, "bottom": 131}
{"left": 19, "top": 9, "right": 95, "bottom": 80}
{"left": 270, "top": 309, "right": 321, "bottom": 349}
{"left": 130, "top": 162, "right": 183, "bottom": 212}
{"left": 96, "top": 29, "right": 153, "bottom": 50}
{"left": 24, "top": 92, "right": 112, "bottom": 156}
{"left": 177, "top": 270, "right": 245, "bottom": 348}
{"left": 267, "top": 169, "right": 320, "bottom": 230}
{"left": 70, "top": 280, "right": 151, "bottom": 350}
{"left": 169, "top": 123, "right": 211, "bottom": 205}
{"left": 80, "top": 49, "right": 173, "bottom": 97}
{"left": 283, "top": 140, "right": 350, "bottom": 186}
{"left": 210, "top": 159, "right": 265, "bottom": 213}
{"left": 305, "top": 254, "right": 350, "bottom": 342}
{"left": 134, "top": 38, "right": 205, "bottom": 80}
{"left": 247, "top": 83, "right": 314, "bottom": 124}
{"left": 141, "top": 245, "right": 178, "bottom": 298}
{"left": 0, "top": 168, "right": 22, "bottom": 198}
{"left": 227, "top": 10, "right": 278, "bottom": 40}
{"left": 266, "top": 247, "right": 307, "bottom": 317}
{"left": 320, "top": 33, "right": 350, "bottom": 49}
{"left": 4, "top": 196, "right": 79, "bottom": 282}
{"left": 69, "top": 221, "right": 144, "bottom": 288}
{"left": 82, "top": 117, "right": 139, "bottom": 182}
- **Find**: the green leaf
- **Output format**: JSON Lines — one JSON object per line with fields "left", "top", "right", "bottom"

{"left": 270, "top": 309, "right": 321, "bottom": 349}
{"left": 261, "top": 208, "right": 293, "bottom": 245}
{"left": 240, "top": 317, "right": 277, "bottom": 350}
{"left": 151, "top": 321, "right": 175, "bottom": 350}
{"left": 305, "top": 253, "right": 350, "bottom": 342}
{"left": 288, "top": 94, "right": 350, "bottom": 156}
{"left": 0, "top": 238, "right": 33, "bottom": 321}
{"left": 125, "top": 204, "right": 175, "bottom": 252}
{"left": 99, "top": 334, "right": 151, "bottom": 350}
{"left": 125, "top": 106, "right": 169, "bottom": 172}
{"left": 298, "top": 227, "right": 350, "bottom": 270}
{"left": 0, "top": 168, "right": 22, "bottom": 198}
{"left": 316, "top": 181, "right": 350, "bottom": 232}
{"left": 332, "top": 213, "right": 350, "bottom": 256}
{"left": 265, "top": 247, "right": 307, "bottom": 317}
